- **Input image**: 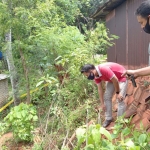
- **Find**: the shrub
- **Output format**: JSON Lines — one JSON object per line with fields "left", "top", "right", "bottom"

{"left": 4, "top": 103, "right": 38, "bottom": 142}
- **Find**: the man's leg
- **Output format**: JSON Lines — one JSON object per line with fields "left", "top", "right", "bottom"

{"left": 103, "top": 82, "right": 115, "bottom": 127}
{"left": 117, "top": 80, "right": 128, "bottom": 117}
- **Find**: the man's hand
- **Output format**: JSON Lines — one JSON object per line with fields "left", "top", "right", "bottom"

{"left": 99, "top": 104, "right": 106, "bottom": 111}
{"left": 122, "top": 70, "right": 137, "bottom": 78}
{"left": 116, "top": 93, "right": 124, "bottom": 102}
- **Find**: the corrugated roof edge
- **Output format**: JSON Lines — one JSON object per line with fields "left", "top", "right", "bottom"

{"left": 90, "top": 0, "right": 126, "bottom": 19}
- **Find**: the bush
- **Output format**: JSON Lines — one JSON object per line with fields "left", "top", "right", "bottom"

{"left": 4, "top": 103, "right": 38, "bottom": 142}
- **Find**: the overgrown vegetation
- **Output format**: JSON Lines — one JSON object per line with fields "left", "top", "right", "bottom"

{"left": 0, "top": 0, "right": 148, "bottom": 150}
{"left": 0, "top": 103, "right": 38, "bottom": 142}
{"left": 72, "top": 118, "right": 150, "bottom": 150}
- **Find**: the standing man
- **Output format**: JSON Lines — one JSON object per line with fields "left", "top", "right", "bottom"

{"left": 123, "top": 0, "right": 150, "bottom": 77}
{"left": 136, "top": 0, "right": 150, "bottom": 34}
{"left": 81, "top": 62, "right": 128, "bottom": 127}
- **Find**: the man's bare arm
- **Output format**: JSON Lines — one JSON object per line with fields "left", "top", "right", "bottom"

{"left": 111, "top": 76, "right": 120, "bottom": 93}
{"left": 122, "top": 66, "right": 150, "bottom": 78}
{"left": 97, "top": 82, "right": 104, "bottom": 105}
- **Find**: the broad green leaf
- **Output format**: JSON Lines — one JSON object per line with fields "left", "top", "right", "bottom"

{"left": 87, "top": 136, "right": 94, "bottom": 145}
{"left": 49, "top": 77, "right": 58, "bottom": 81}
{"left": 84, "top": 144, "right": 94, "bottom": 150}
{"left": 9, "top": 115, "right": 13, "bottom": 122}
{"left": 21, "top": 110, "right": 26, "bottom": 118}
{"left": 16, "top": 113, "right": 22, "bottom": 119}
{"left": 54, "top": 56, "right": 62, "bottom": 61}
{"left": 33, "top": 116, "right": 38, "bottom": 121}
{"left": 91, "top": 128, "right": 101, "bottom": 144}
{"left": 30, "top": 109, "right": 35, "bottom": 114}
{"left": 129, "top": 146, "right": 140, "bottom": 150}
{"left": 125, "top": 139, "right": 135, "bottom": 147}
{"left": 100, "top": 127, "right": 112, "bottom": 141}
{"left": 28, "top": 114, "right": 33, "bottom": 120}
{"left": 106, "top": 143, "right": 115, "bottom": 150}
{"left": 45, "top": 80, "right": 52, "bottom": 84}
{"left": 111, "top": 133, "right": 119, "bottom": 139}
{"left": 138, "top": 134, "right": 147, "bottom": 143}
{"left": 122, "top": 127, "right": 131, "bottom": 136}
{"left": 76, "top": 127, "right": 86, "bottom": 143}
{"left": 95, "top": 124, "right": 101, "bottom": 129}
{"left": 88, "top": 125, "right": 95, "bottom": 132}
{"left": 36, "top": 80, "right": 44, "bottom": 87}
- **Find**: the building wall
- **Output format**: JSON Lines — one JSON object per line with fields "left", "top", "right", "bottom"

{"left": 106, "top": 0, "right": 150, "bottom": 69}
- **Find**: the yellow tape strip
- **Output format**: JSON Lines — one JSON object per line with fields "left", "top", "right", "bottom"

{"left": 0, "top": 83, "right": 50, "bottom": 112}
{"left": 0, "top": 99, "right": 14, "bottom": 112}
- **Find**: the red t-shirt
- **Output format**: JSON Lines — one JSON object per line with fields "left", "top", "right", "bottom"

{"left": 94, "top": 62, "right": 126, "bottom": 84}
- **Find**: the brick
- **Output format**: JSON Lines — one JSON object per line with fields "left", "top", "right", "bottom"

{"left": 133, "top": 85, "right": 145, "bottom": 101}
{"left": 137, "top": 104, "right": 147, "bottom": 114}
{"left": 131, "top": 113, "right": 142, "bottom": 124}
{"left": 124, "top": 99, "right": 140, "bottom": 118}
{"left": 142, "top": 109, "right": 150, "bottom": 120}
{"left": 139, "top": 89, "right": 150, "bottom": 104}
{"left": 135, "top": 118, "right": 150, "bottom": 131}
{"left": 147, "top": 128, "right": 150, "bottom": 133}
{"left": 126, "top": 95, "right": 134, "bottom": 105}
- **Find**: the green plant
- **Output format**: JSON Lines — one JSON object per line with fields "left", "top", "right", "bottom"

{"left": 74, "top": 117, "right": 150, "bottom": 150}
{"left": 2, "top": 145, "right": 9, "bottom": 150}
{"left": 0, "top": 122, "right": 9, "bottom": 136}
{"left": 86, "top": 23, "right": 119, "bottom": 55}
{"left": 74, "top": 124, "right": 114, "bottom": 150}
{"left": 32, "top": 143, "right": 43, "bottom": 150}
{"left": 111, "top": 117, "right": 150, "bottom": 149}
{"left": 3, "top": 103, "right": 38, "bottom": 142}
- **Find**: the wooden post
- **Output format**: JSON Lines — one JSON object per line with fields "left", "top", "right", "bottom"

{"left": 5, "top": 29, "right": 20, "bottom": 105}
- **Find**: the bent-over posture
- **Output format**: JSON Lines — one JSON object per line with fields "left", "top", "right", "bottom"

{"left": 81, "top": 62, "right": 128, "bottom": 127}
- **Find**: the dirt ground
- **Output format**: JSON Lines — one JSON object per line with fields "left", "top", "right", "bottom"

{"left": 0, "top": 133, "right": 33, "bottom": 150}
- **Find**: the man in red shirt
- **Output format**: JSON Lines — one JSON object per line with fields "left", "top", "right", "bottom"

{"left": 81, "top": 62, "right": 128, "bottom": 127}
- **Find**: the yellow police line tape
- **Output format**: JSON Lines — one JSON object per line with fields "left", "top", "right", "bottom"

{"left": 0, "top": 83, "right": 50, "bottom": 112}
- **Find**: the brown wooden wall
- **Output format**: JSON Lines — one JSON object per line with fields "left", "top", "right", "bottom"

{"left": 106, "top": 0, "right": 150, "bottom": 69}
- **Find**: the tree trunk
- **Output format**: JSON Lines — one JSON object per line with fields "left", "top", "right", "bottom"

{"left": 54, "top": 64, "right": 69, "bottom": 84}
{"left": 19, "top": 48, "right": 30, "bottom": 104}
{"left": 5, "top": 29, "right": 20, "bottom": 105}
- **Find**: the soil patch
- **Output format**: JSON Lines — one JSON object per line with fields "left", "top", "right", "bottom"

{"left": 0, "top": 133, "right": 33, "bottom": 150}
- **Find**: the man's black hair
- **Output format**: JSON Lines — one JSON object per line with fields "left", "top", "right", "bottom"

{"left": 80, "top": 64, "right": 95, "bottom": 73}
{"left": 135, "top": 0, "right": 150, "bottom": 18}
